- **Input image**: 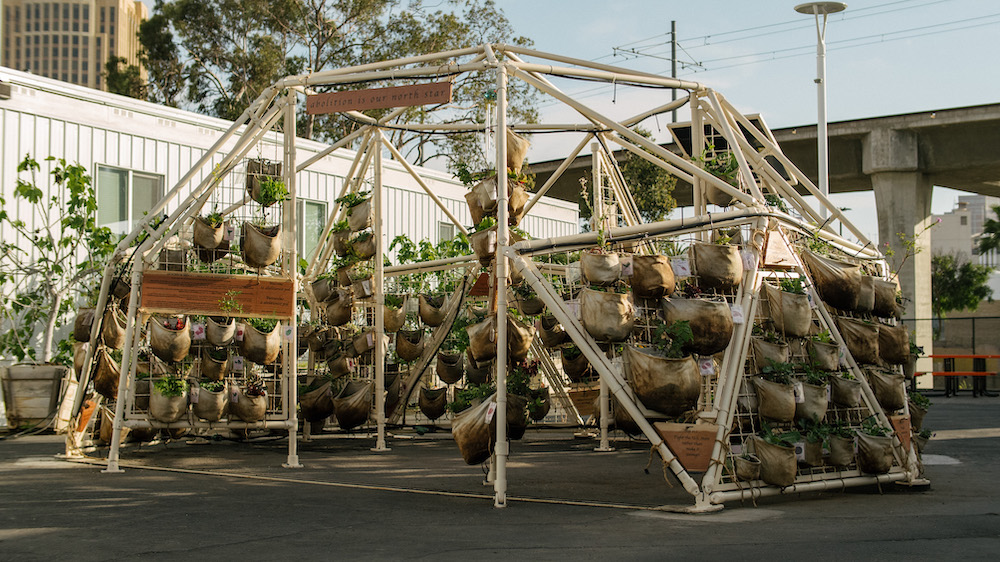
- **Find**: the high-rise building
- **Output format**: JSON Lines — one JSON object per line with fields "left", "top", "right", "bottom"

{"left": 1, "top": 1, "right": 148, "bottom": 91}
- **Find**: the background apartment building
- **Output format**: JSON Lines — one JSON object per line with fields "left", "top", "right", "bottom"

{"left": 1, "top": 0, "right": 147, "bottom": 90}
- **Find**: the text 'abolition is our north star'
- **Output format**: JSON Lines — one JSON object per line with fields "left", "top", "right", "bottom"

{"left": 306, "top": 82, "right": 453, "bottom": 114}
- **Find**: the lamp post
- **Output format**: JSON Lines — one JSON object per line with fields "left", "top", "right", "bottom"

{"left": 795, "top": 2, "right": 846, "bottom": 219}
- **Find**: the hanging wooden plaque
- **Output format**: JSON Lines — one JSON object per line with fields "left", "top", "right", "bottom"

{"left": 140, "top": 271, "right": 295, "bottom": 319}
{"left": 307, "top": 82, "right": 453, "bottom": 114}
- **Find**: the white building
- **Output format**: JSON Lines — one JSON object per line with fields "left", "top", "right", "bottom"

{"left": 932, "top": 195, "right": 1000, "bottom": 293}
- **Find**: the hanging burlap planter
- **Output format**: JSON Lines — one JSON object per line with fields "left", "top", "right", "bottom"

{"left": 384, "top": 373, "right": 402, "bottom": 416}
{"left": 763, "top": 283, "right": 812, "bottom": 338}
{"left": 506, "top": 394, "right": 529, "bottom": 440}
{"left": 506, "top": 128, "right": 530, "bottom": 172}
{"left": 332, "top": 229, "right": 351, "bottom": 258}
{"left": 906, "top": 401, "right": 927, "bottom": 433}
{"left": 734, "top": 454, "right": 761, "bottom": 482}
{"left": 828, "top": 435, "right": 855, "bottom": 467}
{"left": 229, "top": 384, "right": 267, "bottom": 423}
{"left": 873, "top": 278, "right": 901, "bottom": 319}
{"left": 661, "top": 298, "right": 734, "bottom": 356}
{"left": 192, "top": 383, "right": 227, "bottom": 422}
{"left": 311, "top": 278, "right": 336, "bottom": 304}
{"left": 878, "top": 323, "right": 910, "bottom": 365}
{"left": 751, "top": 436, "right": 797, "bottom": 487}
{"left": 299, "top": 382, "right": 334, "bottom": 423}
{"left": 856, "top": 432, "right": 894, "bottom": 474}
{"left": 240, "top": 222, "right": 282, "bottom": 269}
{"left": 337, "top": 264, "right": 355, "bottom": 287}
{"left": 837, "top": 317, "right": 879, "bottom": 365}
{"left": 914, "top": 433, "right": 929, "bottom": 453}
{"left": 867, "top": 369, "right": 906, "bottom": 411}
{"left": 515, "top": 293, "right": 545, "bottom": 316}
{"left": 419, "top": 386, "right": 449, "bottom": 421}
{"left": 452, "top": 395, "right": 496, "bottom": 465}
{"left": 333, "top": 380, "right": 373, "bottom": 430}
{"left": 629, "top": 254, "right": 676, "bottom": 299}
{"left": 93, "top": 347, "right": 121, "bottom": 400}
{"left": 507, "top": 316, "right": 536, "bottom": 361}
{"left": 149, "top": 317, "right": 191, "bottom": 363}
{"left": 352, "top": 276, "right": 374, "bottom": 300}
{"left": 384, "top": 302, "right": 406, "bottom": 333}
{"left": 795, "top": 382, "right": 829, "bottom": 422}
{"left": 466, "top": 359, "right": 492, "bottom": 385}
{"left": 326, "top": 353, "right": 352, "bottom": 379}
{"left": 245, "top": 159, "right": 281, "bottom": 203}
{"left": 469, "top": 226, "right": 498, "bottom": 266}
{"left": 528, "top": 387, "right": 551, "bottom": 421}
{"left": 325, "top": 289, "right": 354, "bottom": 327}
{"left": 134, "top": 378, "right": 151, "bottom": 411}
{"left": 624, "top": 346, "right": 700, "bottom": 416}
{"left": 98, "top": 406, "right": 129, "bottom": 445}
{"left": 196, "top": 238, "right": 230, "bottom": 263}
{"left": 74, "top": 308, "right": 95, "bottom": 342}
{"left": 808, "top": 340, "right": 840, "bottom": 371}
{"left": 705, "top": 179, "right": 738, "bottom": 207}
{"left": 830, "top": 375, "right": 862, "bottom": 407}
{"left": 803, "top": 440, "right": 824, "bottom": 467}
{"left": 193, "top": 216, "right": 225, "bottom": 249}
{"left": 149, "top": 383, "right": 188, "bottom": 423}
{"left": 692, "top": 242, "right": 743, "bottom": 292}
{"left": 561, "top": 347, "right": 591, "bottom": 383}
{"left": 467, "top": 318, "right": 497, "bottom": 363}
{"left": 580, "top": 251, "right": 621, "bottom": 286}
{"left": 752, "top": 377, "right": 796, "bottom": 421}
{"left": 200, "top": 347, "right": 231, "bottom": 381}
{"left": 751, "top": 337, "right": 789, "bottom": 373}
{"left": 349, "top": 233, "right": 377, "bottom": 261}
{"left": 855, "top": 275, "right": 876, "bottom": 314}
{"left": 538, "top": 314, "right": 568, "bottom": 348}
{"left": 347, "top": 199, "right": 372, "bottom": 232}
{"left": 206, "top": 316, "right": 236, "bottom": 347}
{"left": 396, "top": 329, "right": 425, "bottom": 362}
{"left": 352, "top": 330, "right": 381, "bottom": 356}
{"left": 158, "top": 246, "right": 186, "bottom": 271}
{"left": 239, "top": 322, "right": 281, "bottom": 365}
{"left": 436, "top": 351, "right": 465, "bottom": 385}
{"left": 465, "top": 176, "right": 531, "bottom": 226}
{"left": 580, "top": 288, "right": 634, "bottom": 342}
{"left": 101, "top": 304, "right": 127, "bottom": 350}
{"left": 802, "top": 250, "right": 861, "bottom": 311}
{"left": 419, "top": 294, "right": 446, "bottom": 327}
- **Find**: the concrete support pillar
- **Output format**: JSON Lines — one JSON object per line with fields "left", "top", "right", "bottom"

{"left": 865, "top": 128, "right": 934, "bottom": 386}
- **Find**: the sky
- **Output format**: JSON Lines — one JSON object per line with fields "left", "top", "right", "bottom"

{"left": 489, "top": 0, "right": 1000, "bottom": 241}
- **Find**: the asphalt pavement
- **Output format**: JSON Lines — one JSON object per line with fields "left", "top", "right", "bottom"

{"left": 1, "top": 394, "right": 998, "bottom": 560}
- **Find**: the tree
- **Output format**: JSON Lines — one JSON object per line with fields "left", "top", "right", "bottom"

{"left": 0, "top": 156, "right": 118, "bottom": 364}
{"left": 931, "top": 253, "right": 994, "bottom": 331}
{"left": 139, "top": 12, "right": 186, "bottom": 107}
{"left": 976, "top": 204, "right": 1000, "bottom": 255}
{"left": 104, "top": 56, "right": 146, "bottom": 100}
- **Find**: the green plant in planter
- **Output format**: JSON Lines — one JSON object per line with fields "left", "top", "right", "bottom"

{"left": 802, "top": 230, "right": 832, "bottom": 255}
{"left": 336, "top": 191, "right": 371, "bottom": 212}
{"left": 444, "top": 313, "right": 473, "bottom": 353}
{"left": 512, "top": 282, "right": 537, "bottom": 300}
{"left": 759, "top": 422, "right": 801, "bottom": 447}
{"left": 837, "top": 370, "right": 856, "bottom": 381}
{"left": 810, "top": 329, "right": 834, "bottom": 344}
{"left": 696, "top": 145, "right": 739, "bottom": 187}
{"left": 910, "top": 391, "right": 932, "bottom": 409}
{"left": 508, "top": 360, "right": 538, "bottom": 396}
{"left": 760, "top": 360, "right": 795, "bottom": 385}
{"left": 206, "top": 346, "right": 228, "bottom": 362}
{"left": 752, "top": 324, "right": 783, "bottom": 344}
{"left": 829, "top": 419, "right": 855, "bottom": 440}
{"left": 797, "top": 416, "right": 830, "bottom": 445}
{"left": 331, "top": 219, "right": 350, "bottom": 233}
{"left": 446, "top": 383, "right": 495, "bottom": 414}
{"left": 909, "top": 340, "right": 924, "bottom": 357}
{"left": 651, "top": 320, "right": 693, "bottom": 358}
{"left": 527, "top": 395, "right": 546, "bottom": 418}
{"left": 244, "top": 373, "right": 267, "bottom": 397}
{"left": 799, "top": 363, "right": 829, "bottom": 386}
{"left": 200, "top": 379, "right": 225, "bottom": 393}
{"left": 473, "top": 215, "right": 497, "bottom": 232}
{"left": 349, "top": 262, "right": 373, "bottom": 282}
{"left": 563, "top": 344, "right": 583, "bottom": 361}
{"left": 778, "top": 276, "right": 806, "bottom": 295}
{"left": 385, "top": 294, "right": 405, "bottom": 309}
{"left": 917, "top": 428, "right": 933, "bottom": 439}
{"left": 454, "top": 163, "right": 495, "bottom": 187}
{"left": 247, "top": 317, "right": 278, "bottom": 333}
{"left": 154, "top": 375, "right": 188, "bottom": 397}
{"left": 764, "top": 193, "right": 790, "bottom": 213}
{"left": 860, "top": 416, "right": 893, "bottom": 437}
{"left": 257, "top": 177, "right": 289, "bottom": 207}
{"left": 202, "top": 209, "right": 224, "bottom": 228}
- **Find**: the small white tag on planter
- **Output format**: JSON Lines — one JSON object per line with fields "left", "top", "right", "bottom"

{"left": 826, "top": 384, "right": 832, "bottom": 402}
{"left": 230, "top": 388, "right": 240, "bottom": 403}
{"left": 189, "top": 389, "right": 200, "bottom": 404}
{"left": 367, "top": 332, "right": 375, "bottom": 347}
{"left": 232, "top": 355, "right": 245, "bottom": 371}
{"left": 283, "top": 324, "right": 294, "bottom": 341}
{"left": 620, "top": 255, "right": 633, "bottom": 277}
{"left": 347, "top": 358, "right": 357, "bottom": 370}
{"left": 730, "top": 304, "right": 745, "bottom": 324}
{"left": 699, "top": 358, "right": 715, "bottom": 376}
{"left": 191, "top": 322, "right": 206, "bottom": 340}
{"left": 566, "top": 300, "right": 581, "bottom": 318}
{"left": 362, "top": 279, "right": 372, "bottom": 295}
{"left": 488, "top": 230, "right": 497, "bottom": 246}
{"left": 740, "top": 249, "right": 756, "bottom": 270}
{"left": 223, "top": 221, "right": 235, "bottom": 241}
{"left": 235, "top": 324, "right": 245, "bottom": 342}
{"left": 794, "top": 441, "right": 806, "bottom": 462}
{"left": 671, "top": 257, "right": 691, "bottom": 277}
{"left": 484, "top": 402, "right": 497, "bottom": 423}
{"left": 839, "top": 345, "right": 848, "bottom": 362}
{"left": 731, "top": 443, "right": 743, "bottom": 456}
{"left": 793, "top": 381, "right": 805, "bottom": 403}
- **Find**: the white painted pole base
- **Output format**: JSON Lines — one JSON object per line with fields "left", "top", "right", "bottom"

{"left": 101, "top": 462, "right": 124, "bottom": 474}
{"left": 594, "top": 445, "right": 616, "bottom": 452}
{"left": 494, "top": 493, "right": 507, "bottom": 508}
{"left": 484, "top": 453, "right": 496, "bottom": 485}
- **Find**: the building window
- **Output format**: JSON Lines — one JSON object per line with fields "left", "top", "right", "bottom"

{"left": 961, "top": 216, "right": 968, "bottom": 226}
{"left": 438, "top": 221, "right": 456, "bottom": 243}
{"left": 97, "top": 165, "right": 166, "bottom": 233}
{"left": 298, "top": 199, "right": 328, "bottom": 260}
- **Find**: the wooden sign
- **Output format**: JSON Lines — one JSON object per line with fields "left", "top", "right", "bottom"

{"left": 889, "top": 414, "right": 912, "bottom": 452}
{"left": 655, "top": 422, "right": 717, "bottom": 472}
{"left": 307, "top": 82, "right": 453, "bottom": 114}
{"left": 140, "top": 271, "right": 295, "bottom": 319}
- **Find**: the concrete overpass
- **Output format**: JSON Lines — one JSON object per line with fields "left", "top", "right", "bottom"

{"left": 527, "top": 102, "right": 1000, "bottom": 362}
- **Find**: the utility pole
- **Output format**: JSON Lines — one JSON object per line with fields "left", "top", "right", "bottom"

{"left": 671, "top": 20, "right": 677, "bottom": 122}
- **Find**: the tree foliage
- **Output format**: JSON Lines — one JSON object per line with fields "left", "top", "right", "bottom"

{"left": 976, "top": 204, "right": 1000, "bottom": 255}
{"left": 931, "top": 253, "right": 993, "bottom": 324}
{"left": 0, "top": 156, "right": 118, "bottom": 364}
{"left": 142, "top": 0, "right": 536, "bottom": 171}
{"left": 104, "top": 56, "right": 146, "bottom": 100}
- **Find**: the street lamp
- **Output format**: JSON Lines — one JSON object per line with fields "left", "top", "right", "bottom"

{"left": 795, "top": 2, "right": 847, "bottom": 219}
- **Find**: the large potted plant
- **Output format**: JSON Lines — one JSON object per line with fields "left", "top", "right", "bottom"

{"left": 206, "top": 316, "right": 236, "bottom": 347}
{"left": 200, "top": 346, "right": 231, "bottom": 381}
{"left": 149, "top": 316, "right": 191, "bottom": 363}
{"left": 337, "top": 191, "right": 372, "bottom": 232}
{"left": 451, "top": 393, "right": 497, "bottom": 464}
{"left": 797, "top": 416, "right": 830, "bottom": 467}
{"left": 795, "top": 365, "right": 829, "bottom": 422}
{"left": 383, "top": 294, "right": 407, "bottom": 333}
{"left": 348, "top": 230, "right": 376, "bottom": 261}
{"left": 193, "top": 209, "right": 225, "bottom": 251}
{"left": 807, "top": 330, "right": 840, "bottom": 371}
{"left": 580, "top": 249, "right": 621, "bottom": 286}
{"left": 469, "top": 216, "right": 499, "bottom": 265}
{"left": 752, "top": 361, "right": 796, "bottom": 422}
{"left": 909, "top": 391, "right": 931, "bottom": 431}
{"left": 624, "top": 320, "right": 700, "bottom": 416}
{"left": 513, "top": 283, "right": 545, "bottom": 316}
{"left": 192, "top": 379, "right": 227, "bottom": 422}
{"left": 240, "top": 220, "right": 282, "bottom": 269}
{"left": 240, "top": 318, "right": 281, "bottom": 365}
{"left": 330, "top": 219, "right": 352, "bottom": 258}
{"left": 661, "top": 296, "right": 733, "bottom": 356}
{"left": 750, "top": 327, "right": 789, "bottom": 374}
{"left": 751, "top": 424, "right": 800, "bottom": 487}
{"left": 149, "top": 375, "right": 189, "bottom": 423}
{"left": 230, "top": 373, "right": 268, "bottom": 423}
{"left": 245, "top": 158, "right": 282, "bottom": 203}
{"left": 827, "top": 420, "right": 856, "bottom": 467}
